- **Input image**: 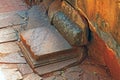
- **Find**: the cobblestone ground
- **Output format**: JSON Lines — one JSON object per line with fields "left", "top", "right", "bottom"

{"left": 0, "top": 0, "right": 113, "bottom": 80}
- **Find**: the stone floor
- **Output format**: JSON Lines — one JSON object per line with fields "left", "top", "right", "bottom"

{"left": 0, "top": 0, "right": 114, "bottom": 80}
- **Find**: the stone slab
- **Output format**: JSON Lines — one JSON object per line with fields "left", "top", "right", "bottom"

{"left": 19, "top": 40, "right": 80, "bottom": 68}
{"left": 20, "top": 26, "right": 72, "bottom": 60}
{"left": 0, "top": 28, "right": 18, "bottom": 43}
{"left": 34, "top": 58, "right": 78, "bottom": 75}
{"left": 0, "top": 13, "right": 26, "bottom": 28}
{"left": 0, "top": 42, "right": 20, "bottom": 54}
{"left": 0, "top": 52, "right": 26, "bottom": 64}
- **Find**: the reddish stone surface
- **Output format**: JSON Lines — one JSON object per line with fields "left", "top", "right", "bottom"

{"left": 76, "top": 0, "right": 120, "bottom": 80}
{"left": 88, "top": 31, "right": 120, "bottom": 80}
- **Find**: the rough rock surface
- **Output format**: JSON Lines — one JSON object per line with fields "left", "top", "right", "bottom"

{"left": 77, "top": 1, "right": 120, "bottom": 80}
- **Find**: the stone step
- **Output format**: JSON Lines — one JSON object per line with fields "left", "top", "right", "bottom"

{"left": 19, "top": 25, "right": 80, "bottom": 68}
{"left": 20, "top": 26, "right": 72, "bottom": 60}
{"left": 19, "top": 6, "right": 87, "bottom": 73}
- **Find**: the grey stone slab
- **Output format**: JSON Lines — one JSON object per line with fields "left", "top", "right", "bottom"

{"left": 0, "top": 28, "right": 18, "bottom": 43}
{"left": 0, "top": 13, "right": 26, "bottom": 28}
{"left": 0, "top": 42, "right": 20, "bottom": 54}
{"left": 0, "top": 52, "right": 26, "bottom": 64}
{"left": 21, "top": 26, "right": 72, "bottom": 60}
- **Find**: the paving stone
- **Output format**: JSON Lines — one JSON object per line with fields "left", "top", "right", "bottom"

{"left": 0, "top": 42, "right": 20, "bottom": 54}
{"left": 23, "top": 73, "right": 42, "bottom": 80}
{"left": 17, "top": 63, "right": 33, "bottom": 75}
{"left": 35, "top": 58, "right": 78, "bottom": 75}
{"left": 0, "top": 52, "right": 26, "bottom": 64}
{"left": 0, "top": 13, "right": 26, "bottom": 28}
{"left": 0, "top": 68, "right": 23, "bottom": 80}
{"left": 0, "top": 28, "right": 18, "bottom": 43}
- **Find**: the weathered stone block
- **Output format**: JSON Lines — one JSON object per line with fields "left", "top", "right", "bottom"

{"left": 52, "top": 11, "right": 88, "bottom": 46}
{"left": 61, "top": 1, "right": 89, "bottom": 45}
